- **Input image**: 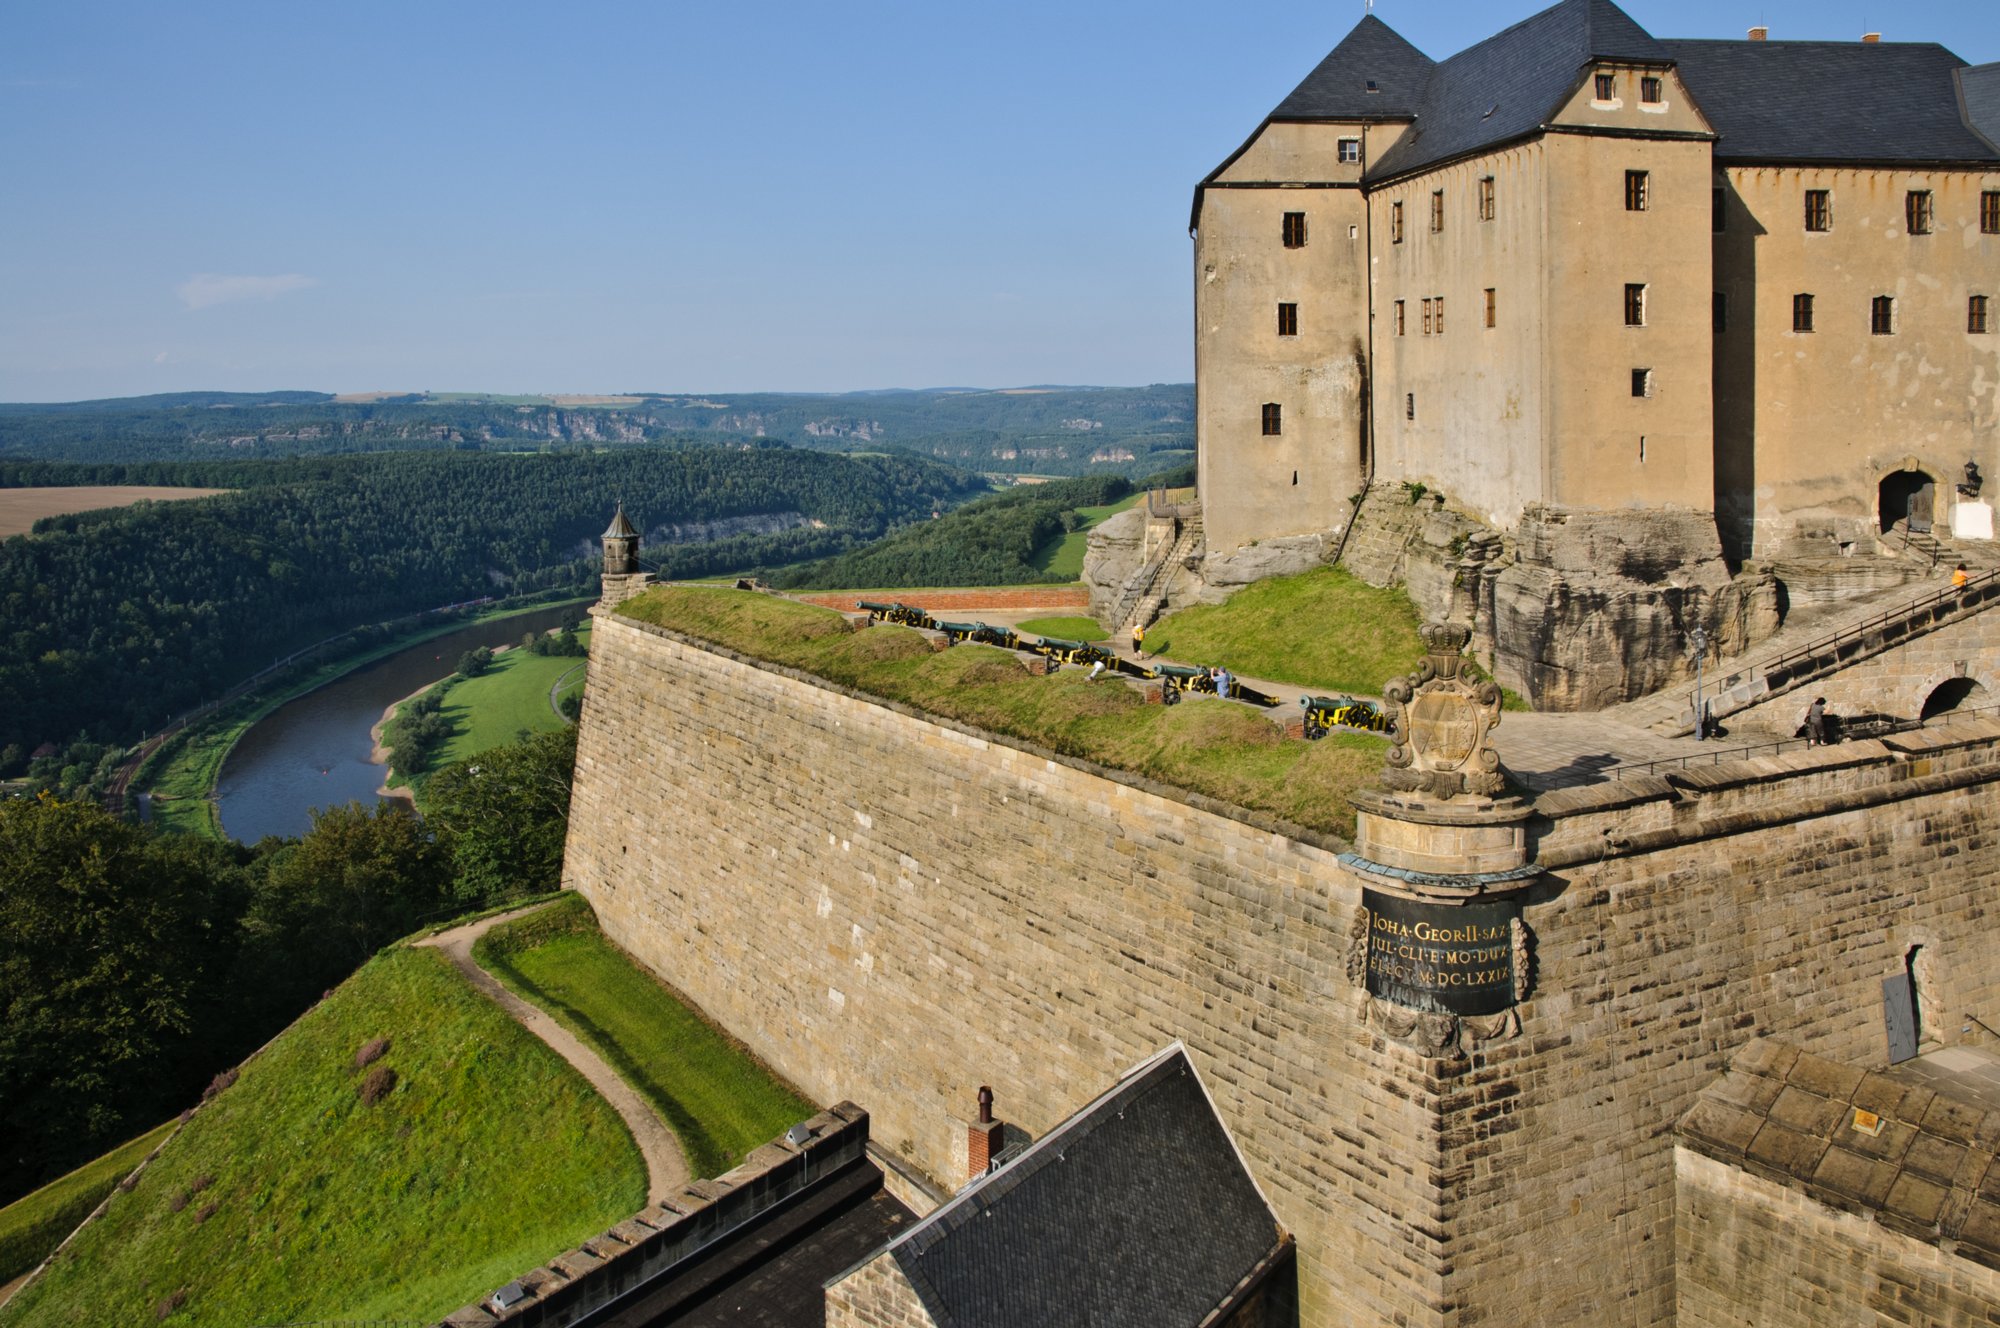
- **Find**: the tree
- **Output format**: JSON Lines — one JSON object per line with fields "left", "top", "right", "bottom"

{"left": 455, "top": 647, "right": 493, "bottom": 679}
{"left": 425, "top": 726, "right": 579, "bottom": 903}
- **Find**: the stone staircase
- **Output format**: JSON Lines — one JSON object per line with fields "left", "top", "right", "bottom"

{"left": 1111, "top": 509, "right": 1202, "bottom": 632}
{"left": 1609, "top": 564, "right": 2000, "bottom": 735}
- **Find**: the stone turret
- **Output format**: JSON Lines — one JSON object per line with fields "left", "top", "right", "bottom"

{"left": 599, "top": 503, "right": 649, "bottom": 609}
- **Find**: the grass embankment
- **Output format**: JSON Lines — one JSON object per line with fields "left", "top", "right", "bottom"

{"left": 141, "top": 597, "right": 593, "bottom": 840}
{"left": 474, "top": 895, "right": 815, "bottom": 1179}
{"left": 0, "top": 947, "right": 644, "bottom": 1327}
{"left": 1145, "top": 567, "right": 1424, "bottom": 696}
{"left": 619, "top": 587, "right": 1385, "bottom": 838}
{"left": 0, "top": 1122, "right": 175, "bottom": 1285}
{"left": 1027, "top": 490, "right": 1144, "bottom": 579}
{"left": 1014, "top": 615, "right": 1108, "bottom": 642}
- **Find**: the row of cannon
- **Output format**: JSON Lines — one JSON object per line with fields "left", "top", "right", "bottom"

{"left": 856, "top": 601, "right": 1393, "bottom": 736}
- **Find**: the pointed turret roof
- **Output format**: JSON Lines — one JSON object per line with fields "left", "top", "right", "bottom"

{"left": 603, "top": 503, "right": 638, "bottom": 540}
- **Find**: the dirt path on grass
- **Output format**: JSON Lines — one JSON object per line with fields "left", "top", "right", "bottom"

{"left": 416, "top": 907, "right": 690, "bottom": 1202}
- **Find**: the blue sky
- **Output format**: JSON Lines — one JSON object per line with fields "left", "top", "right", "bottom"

{"left": 3, "top": 0, "right": 1995, "bottom": 401}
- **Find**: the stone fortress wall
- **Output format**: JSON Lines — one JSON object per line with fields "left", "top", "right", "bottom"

{"left": 567, "top": 605, "right": 2000, "bottom": 1326}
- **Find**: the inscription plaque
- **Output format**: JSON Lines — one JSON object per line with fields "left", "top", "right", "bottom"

{"left": 1362, "top": 889, "right": 1519, "bottom": 1016}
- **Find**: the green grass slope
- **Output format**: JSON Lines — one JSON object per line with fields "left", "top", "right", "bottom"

{"left": 0, "top": 1122, "right": 175, "bottom": 1285}
{"left": 430, "top": 629, "right": 590, "bottom": 769}
{"left": 0, "top": 946, "right": 644, "bottom": 1327}
{"left": 1143, "top": 567, "right": 1426, "bottom": 696}
{"left": 620, "top": 588, "right": 1385, "bottom": 838}
{"left": 475, "top": 896, "right": 815, "bottom": 1179}
{"left": 1027, "top": 490, "right": 1143, "bottom": 580}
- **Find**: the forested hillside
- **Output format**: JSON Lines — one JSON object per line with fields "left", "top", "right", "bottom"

{"left": 0, "top": 385, "right": 1195, "bottom": 477}
{"left": 0, "top": 448, "right": 981, "bottom": 757}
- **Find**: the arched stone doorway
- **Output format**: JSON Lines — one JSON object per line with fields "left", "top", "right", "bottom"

{"left": 1920, "top": 676, "right": 1988, "bottom": 719}
{"left": 1880, "top": 468, "right": 1938, "bottom": 534}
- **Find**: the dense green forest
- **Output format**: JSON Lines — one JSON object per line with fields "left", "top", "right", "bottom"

{"left": 0, "top": 727, "right": 578, "bottom": 1206}
{"left": 0, "top": 386, "right": 1195, "bottom": 477}
{"left": 0, "top": 447, "right": 982, "bottom": 760}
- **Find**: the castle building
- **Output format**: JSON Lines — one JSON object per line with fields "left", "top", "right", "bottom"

{"left": 1194, "top": 0, "right": 2000, "bottom": 564}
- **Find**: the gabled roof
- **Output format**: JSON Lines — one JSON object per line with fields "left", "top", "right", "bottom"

{"left": 883, "top": 1046, "right": 1286, "bottom": 1328}
{"left": 1661, "top": 40, "right": 2000, "bottom": 165}
{"left": 1368, "top": 0, "right": 1674, "bottom": 182}
{"left": 1269, "top": 15, "right": 1434, "bottom": 122}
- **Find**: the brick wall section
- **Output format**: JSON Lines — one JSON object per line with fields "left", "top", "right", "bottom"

{"left": 823, "top": 1253, "right": 937, "bottom": 1328}
{"left": 793, "top": 587, "right": 1091, "bottom": 613}
{"left": 1676, "top": 1150, "right": 2000, "bottom": 1328}
{"left": 1724, "top": 604, "right": 2000, "bottom": 734}
{"left": 567, "top": 610, "right": 2000, "bottom": 1327}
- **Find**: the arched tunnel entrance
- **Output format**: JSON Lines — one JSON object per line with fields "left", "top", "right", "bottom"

{"left": 1880, "top": 470, "right": 1937, "bottom": 534}
{"left": 1921, "top": 676, "right": 1988, "bottom": 719}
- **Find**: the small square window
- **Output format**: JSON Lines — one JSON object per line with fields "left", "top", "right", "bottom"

{"left": 1625, "top": 170, "right": 1649, "bottom": 211}
{"left": 1872, "top": 295, "right": 1895, "bottom": 335}
{"left": 1431, "top": 190, "right": 1444, "bottom": 233}
{"left": 1641, "top": 75, "right": 1662, "bottom": 104}
{"left": 1478, "top": 176, "right": 1495, "bottom": 221}
{"left": 1972, "top": 295, "right": 1990, "bottom": 335}
{"left": 1485, "top": 288, "right": 1497, "bottom": 328}
{"left": 1712, "top": 187, "right": 1726, "bottom": 233}
{"left": 1983, "top": 191, "right": 2000, "bottom": 235}
{"left": 1594, "top": 72, "right": 1615, "bottom": 100}
{"left": 1713, "top": 292, "right": 1726, "bottom": 333}
{"left": 1261, "top": 403, "right": 1282, "bottom": 436}
{"left": 1631, "top": 368, "right": 1653, "bottom": 398}
{"left": 1277, "top": 302, "right": 1298, "bottom": 336}
{"left": 1391, "top": 200, "right": 1404, "bottom": 244}
{"left": 1624, "top": 283, "right": 1646, "bottom": 327}
{"left": 1792, "top": 293, "right": 1814, "bottom": 333}
{"left": 1282, "top": 212, "right": 1307, "bottom": 248}
{"left": 1804, "top": 190, "right": 1831, "bottom": 232}
{"left": 1406, "top": 393, "right": 1415, "bottom": 421}
{"left": 1338, "top": 138, "right": 1361, "bottom": 164}
{"left": 1906, "top": 190, "right": 1933, "bottom": 236}
{"left": 1394, "top": 300, "right": 1405, "bottom": 336}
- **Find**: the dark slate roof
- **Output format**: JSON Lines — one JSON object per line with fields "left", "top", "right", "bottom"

{"left": 885, "top": 1046, "right": 1285, "bottom": 1328}
{"left": 1661, "top": 40, "right": 2000, "bottom": 164}
{"left": 1958, "top": 63, "right": 2000, "bottom": 153}
{"left": 604, "top": 502, "right": 639, "bottom": 540}
{"left": 1368, "top": 0, "right": 1673, "bottom": 181}
{"left": 1269, "top": 15, "right": 1434, "bottom": 121}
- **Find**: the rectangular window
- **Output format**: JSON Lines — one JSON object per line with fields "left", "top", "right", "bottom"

{"left": 1793, "top": 293, "right": 1814, "bottom": 333}
{"left": 1431, "top": 190, "right": 1444, "bottom": 232}
{"left": 1338, "top": 137, "right": 1361, "bottom": 164}
{"left": 1631, "top": 368, "right": 1653, "bottom": 398}
{"left": 1391, "top": 201, "right": 1404, "bottom": 243}
{"left": 1394, "top": 300, "right": 1405, "bottom": 335}
{"left": 1713, "top": 187, "right": 1726, "bottom": 232}
{"left": 1972, "top": 295, "right": 1990, "bottom": 335}
{"left": 1713, "top": 292, "right": 1726, "bottom": 333}
{"left": 1872, "top": 295, "right": 1895, "bottom": 335}
{"left": 1479, "top": 176, "right": 1495, "bottom": 221}
{"left": 1406, "top": 393, "right": 1415, "bottom": 421}
{"left": 1594, "top": 72, "right": 1615, "bottom": 100}
{"left": 1625, "top": 170, "right": 1649, "bottom": 211}
{"left": 1984, "top": 191, "right": 2000, "bottom": 235}
{"left": 1277, "top": 302, "right": 1298, "bottom": 336}
{"left": 1804, "top": 189, "right": 1831, "bottom": 232}
{"left": 1906, "top": 190, "right": 1933, "bottom": 235}
{"left": 1485, "top": 288, "right": 1497, "bottom": 328}
{"left": 1434, "top": 296, "right": 1444, "bottom": 334}
{"left": 1624, "top": 283, "right": 1646, "bottom": 327}
{"left": 1422, "top": 298, "right": 1433, "bottom": 335}
{"left": 1261, "top": 403, "right": 1281, "bottom": 436}
{"left": 1641, "top": 75, "right": 1663, "bottom": 104}
{"left": 1282, "top": 211, "right": 1306, "bottom": 248}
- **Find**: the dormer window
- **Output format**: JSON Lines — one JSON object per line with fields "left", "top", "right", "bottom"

{"left": 1366, "top": 80, "right": 1379, "bottom": 94}
{"left": 1594, "top": 72, "right": 1615, "bottom": 101}
{"left": 1640, "top": 75, "right": 1662, "bottom": 104}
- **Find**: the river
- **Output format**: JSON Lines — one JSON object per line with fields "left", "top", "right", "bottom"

{"left": 214, "top": 604, "right": 581, "bottom": 844}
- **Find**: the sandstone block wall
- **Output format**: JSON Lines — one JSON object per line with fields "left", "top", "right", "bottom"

{"left": 1675, "top": 1149, "right": 2000, "bottom": 1328}
{"left": 568, "top": 609, "right": 2000, "bottom": 1326}
{"left": 824, "top": 1256, "right": 935, "bottom": 1328}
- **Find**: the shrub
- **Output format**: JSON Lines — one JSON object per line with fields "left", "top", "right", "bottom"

{"left": 201, "top": 1069, "right": 237, "bottom": 1102}
{"left": 358, "top": 1066, "right": 397, "bottom": 1106}
{"left": 354, "top": 1037, "right": 390, "bottom": 1070}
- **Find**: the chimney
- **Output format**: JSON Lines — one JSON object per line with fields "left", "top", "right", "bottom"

{"left": 1748, "top": 25, "right": 1768, "bottom": 41}
{"left": 1862, "top": 32, "right": 1880, "bottom": 43}
{"left": 966, "top": 1086, "right": 1004, "bottom": 1180}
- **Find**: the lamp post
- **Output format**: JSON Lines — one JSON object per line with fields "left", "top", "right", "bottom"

{"left": 1690, "top": 626, "right": 1709, "bottom": 741}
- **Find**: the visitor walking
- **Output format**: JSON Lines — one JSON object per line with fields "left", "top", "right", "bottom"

{"left": 1805, "top": 697, "right": 1828, "bottom": 747}
{"left": 1132, "top": 622, "right": 1146, "bottom": 657}
{"left": 1953, "top": 562, "right": 1970, "bottom": 591}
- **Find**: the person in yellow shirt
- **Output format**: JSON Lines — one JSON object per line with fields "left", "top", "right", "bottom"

{"left": 1953, "top": 562, "right": 1970, "bottom": 591}
{"left": 1132, "top": 622, "right": 1145, "bottom": 657}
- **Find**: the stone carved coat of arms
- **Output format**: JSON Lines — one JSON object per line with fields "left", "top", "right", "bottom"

{"left": 1382, "top": 622, "right": 1506, "bottom": 798}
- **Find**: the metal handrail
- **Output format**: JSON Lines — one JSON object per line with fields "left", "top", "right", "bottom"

{"left": 1607, "top": 700, "right": 2000, "bottom": 780}
{"left": 1738, "top": 569, "right": 2000, "bottom": 689}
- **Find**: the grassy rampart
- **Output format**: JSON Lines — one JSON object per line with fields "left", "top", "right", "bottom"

{"left": 0, "top": 1122, "right": 175, "bottom": 1286}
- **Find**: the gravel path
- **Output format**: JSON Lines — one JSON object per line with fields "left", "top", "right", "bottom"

{"left": 415, "top": 906, "right": 690, "bottom": 1202}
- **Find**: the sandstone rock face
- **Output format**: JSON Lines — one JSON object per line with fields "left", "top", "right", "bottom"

{"left": 1192, "top": 534, "right": 1335, "bottom": 604}
{"left": 1081, "top": 507, "right": 1147, "bottom": 625}
{"left": 1482, "top": 507, "right": 1781, "bottom": 711}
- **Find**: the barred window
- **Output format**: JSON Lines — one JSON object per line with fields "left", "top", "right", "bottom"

{"left": 1972, "top": 296, "right": 1990, "bottom": 335}
{"left": 1625, "top": 170, "right": 1649, "bottom": 211}
{"left": 1422, "top": 298, "right": 1433, "bottom": 335}
{"left": 1479, "top": 176, "right": 1495, "bottom": 221}
{"left": 1624, "top": 283, "right": 1646, "bottom": 327}
{"left": 1430, "top": 189, "right": 1444, "bottom": 233}
{"left": 1434, "top": 296, "right": 1444, "bottom": 334}
{"left": 1872, "top": 295, "right": 1895, "bottom": 335}
{"left": 1640, "top": 75, "right": 1662, "bottom": 104}
{"left": 1792, "top": 293, "right": 1814, "bottom": 333}
{"left": 1906, "top": 190, "right": 1933, "bottom": 236}
{"left": 1261, "top": 403, "right": 1282, "bottom": 435}
{"left": 1282, "top": 212, "right": 1306, "bottom": 248}
{"left": 1804, "top": 190, "right": 1831, "bottom": 232}
{"left": 1391, "top": 200, "right": 1404, "bottom": 244}
{"left": 1277, "top": 302, "right": 1298, "bottom": 336}
{"left": 1594, "top": 72, "right": 1615, "bottom": 100}
{"left": 1485, "top": 288, "right": 1497, "bottom": 328}
{"left": 1394, "top": 300, "right": 1405, "bottom": 336}
{"left": 1983, "top": 192, "right": 2000, "bottom": 234}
